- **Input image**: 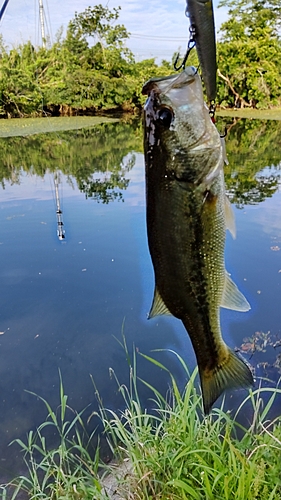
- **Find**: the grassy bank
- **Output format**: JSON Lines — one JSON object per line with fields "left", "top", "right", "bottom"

{"left": 0, "top": 116, "right": 120, "bottom": 137}
{"left": 217, "top": 108, "right": 281, "bottom": 121}
{"left": 2, "top": 346, "right": 281, "bottom": 500}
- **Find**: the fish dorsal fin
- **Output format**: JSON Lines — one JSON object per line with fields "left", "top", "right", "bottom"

{"left": 148, "top": 287, "right": 172, "bottom": 319}
{"left": 221, "top": 272, "right": 251, "bottom": 312}
{"left": 224, "top": 195, "right": 236, "bottom": 239}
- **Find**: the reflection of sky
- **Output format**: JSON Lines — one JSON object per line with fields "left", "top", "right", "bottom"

{"left": 252, "top": 190, "right": 281, "bottom": 238}
{"left": 225, "top": 195, "right": 281, "bottom": 372}
{"left": 214, "top": 190, "right": 281, "bottom": 423}
{"left": 124, "top": 153, "right": 146, "bottom": 206}
{"left": 0, "top": 172, "right": 79, "bottom": 202}
{"left": 0, "top": 158, "right": 188, "bottom": 481}
{"left": 0, "top": 151, "right": 146, "bottom": 206}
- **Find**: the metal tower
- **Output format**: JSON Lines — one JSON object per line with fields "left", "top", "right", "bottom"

{"left": 39, "top": 0, "right": 46, "bottom": 48}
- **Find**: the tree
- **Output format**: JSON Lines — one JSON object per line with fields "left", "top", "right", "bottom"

{"left": 217, "top": 0, "right": 281, "bottom": 108}
{"left": 0, "top": 5, "right": 195, "bottom": 116}
{"left": 65, "top": 5, "right": 134, "bottom": 76}
{"left": 219, "top": 0, "right": 281, "bottom": 41}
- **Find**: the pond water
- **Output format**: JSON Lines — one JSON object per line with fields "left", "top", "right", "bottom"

{"left": 0, "top": 116, "right": 281, "bottom": 483}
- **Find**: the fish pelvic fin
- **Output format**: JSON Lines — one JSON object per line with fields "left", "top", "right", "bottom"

{"left": 148, "top": 286, "right": 172, "bottom": 319}
{"left": 200, "top": 348, "right": 254, "bottom": 414}
{"left": 221, "top": 272, "right": 251, "bottom": 312}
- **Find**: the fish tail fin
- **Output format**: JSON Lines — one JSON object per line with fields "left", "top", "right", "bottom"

{"left": 200, "top": 348, "right": 254, "bottom": 414}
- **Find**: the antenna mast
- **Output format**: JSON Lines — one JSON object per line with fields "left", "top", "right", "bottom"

{"left": 39, "top": 0, "right": 46, "bottom": 48}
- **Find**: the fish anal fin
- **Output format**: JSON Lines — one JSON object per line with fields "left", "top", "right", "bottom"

{"left": 221, "top": 272, "right": 251, "bottom": 312}
{"left": 200, "top": 348, "right": 254, "bottom": 414}
{"left": 224, "top": 195, "right": 236, "bottom": 239}
{"left": 148, "top": 287, "right": 172, "bottom": 319}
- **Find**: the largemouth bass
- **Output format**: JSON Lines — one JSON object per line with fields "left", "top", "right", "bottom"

{"left": 142, "top": 67, "right": 253, "bottom": 414}
{"left": 186, "top": 0, "right": 217, "bottom": 102}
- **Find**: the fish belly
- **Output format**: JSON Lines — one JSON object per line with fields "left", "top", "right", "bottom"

{"left": 146, "top": 161, "right": 225, "bottom": 334}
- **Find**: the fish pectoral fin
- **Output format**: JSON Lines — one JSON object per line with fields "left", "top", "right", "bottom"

{"left": 200, "top": 348, "right": 254, "bottom": 414}
{"left": 148, "top": 287, "right": 172, "bottom": 319}
{"left": 221, "top": 272, "right": 250, "bottom": 312}
{"left": 224, "top": 195, "right": 236, "bottom": 239}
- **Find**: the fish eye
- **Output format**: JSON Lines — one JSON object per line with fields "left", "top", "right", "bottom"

{"left": 157, "top": 107, "right": 173, "bottom": 128}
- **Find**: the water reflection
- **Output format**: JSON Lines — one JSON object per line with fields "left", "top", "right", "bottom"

{"left": 0, "top": 118, "right": 281, "bottom": 482}
{"left": 0, "top": 120, "right": 142, "bottom": 203}
{"left": 221, "top": 118, "right": 281, "bottom": 206}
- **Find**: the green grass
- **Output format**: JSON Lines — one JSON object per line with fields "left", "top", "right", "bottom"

{"left": 0, "top": 116, "right": 119, "bottom": 137}
{"left": 1, "top": 340, "right": 281, "bottom": 500}
{"left": 0, "top": 372, "right": 104, "bottom": 500}
{"left": 217, "top": 108, "right": 281, "bottom": 120}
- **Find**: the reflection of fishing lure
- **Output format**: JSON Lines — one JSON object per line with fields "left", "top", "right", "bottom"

{"left": 175, "top": 0, "right": 217, "bottom": 105}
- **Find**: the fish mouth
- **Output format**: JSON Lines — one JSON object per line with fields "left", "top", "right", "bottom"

{"left": 142, "top": 67, "right": 198, "bottom": 96}
{"left": 143, "top": 66, "right": 222, "bottom": 171}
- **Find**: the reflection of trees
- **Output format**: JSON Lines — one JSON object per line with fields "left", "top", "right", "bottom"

{"left": 226, "top": 174, "right": 280, "bottom": 207}
{"left": 0, "top": 120, "right": 143, "bottom": 202}
{"left": 219, "top": 118, "right": 281, "bottom": 208}
{"left": 2, "top": 117, "right": 281, "bottom": 207}
{"left": 78, "top": 154, "right": 136, "bottom": 203}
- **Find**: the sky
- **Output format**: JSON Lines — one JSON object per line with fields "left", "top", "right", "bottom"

{"left": 0, "top": 0, "right": 228, "bottom": 61}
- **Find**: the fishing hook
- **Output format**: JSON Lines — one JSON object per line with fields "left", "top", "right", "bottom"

{"left": 174, "top": 25, "right": 196, "bottom": 71}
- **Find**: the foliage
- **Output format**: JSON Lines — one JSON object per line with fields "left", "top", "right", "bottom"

{"left": 1, "top": 374, "right": 105, "bottom": 500}
{"left": 0, "top": 5, "right": 174, "bottom": 117}
{"left": 2, "top": 345, "right": 281, "bottom": 499}
{"left": 0, "top": 2, "right": 280, "bottom": 115}
{"left": 66, "top": 5, "right": 131, "bottom": 62}
{"left": 99, "top": 345, "right": 281, "bottom": 499}
{"left": 217, "top": 0, "right": 281, "bottom": 108}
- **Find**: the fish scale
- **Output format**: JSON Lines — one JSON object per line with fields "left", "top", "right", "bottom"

{"left": 143, "top": 67, "right": 254, "bottom": 413}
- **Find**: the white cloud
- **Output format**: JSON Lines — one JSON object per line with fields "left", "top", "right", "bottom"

{"left": 0, "top": 0, "right": 228, "bottom": 61}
